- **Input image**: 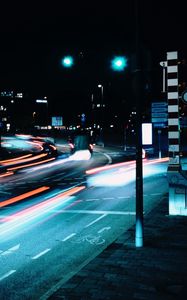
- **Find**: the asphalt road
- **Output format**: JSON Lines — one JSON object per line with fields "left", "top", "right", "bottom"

{"left": 0, "top": 147, "right": 168, "bottom": 299}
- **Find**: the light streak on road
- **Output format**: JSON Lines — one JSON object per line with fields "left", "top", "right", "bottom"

{"left": 86, "top": 157, "right": 169, "bottom": 175}
{"left": 87, "top": 157, "right": 169, "bottom": 187}
{"left": 0, "top": 154, "right": 32, "bottom": 164}
{"left": 0, "top": 186, "right": 86, "bottom": 239}
{"left": 2, "top": 153, "right": 48, "bottom": 167}
{"left": 86, "top": 159, "right": 137, "bottom": 175}
{"left": 70, "top": 150, "right": 91, "bottom": 161}
{"left": 26, "top": 140, "right": 44, "bottom": 151}
{"left": 25, "top": 150, "right": 91, "bottom": 173}
{"left": 0, "top": 171, "right": 14, "bottom": 178}
{"left": 7, "top": 157, "right": 55, "bottom": 171}
{"left": 24, "top": 156, "right": 70, "bottom": 172}
{"left": 0, "top": 186, "right": 50, "bottom": 208}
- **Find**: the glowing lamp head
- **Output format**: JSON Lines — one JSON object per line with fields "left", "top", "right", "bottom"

{"left": 111, "top": 56, "right": 127, "bottom": 71}
{"left": 62, "top": 56, "right": 74, "bottom": 68}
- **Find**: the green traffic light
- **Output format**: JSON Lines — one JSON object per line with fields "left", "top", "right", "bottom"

{"left": 111, "top": 56, "right": 127, "bottom": 71}
{"left": 62, "top": 56, "right": 74, "bottom": 68}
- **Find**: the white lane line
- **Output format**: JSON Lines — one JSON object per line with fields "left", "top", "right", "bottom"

{"left": 0, "top": 270, "right": 16, "bottom": 282}
{"left": 102, "top": 197, "right": 114, "bottom": 200}
{"left": 62, "top": 233, "right": 76, "bottom": 241}
{"left": 117, "top": 196, "right": 131, "bottom": 199}
{"left": 86, "top": 198, "right": 99, "bottom": 201}
{"left": 150, "top": 193, "right": 162, "bottom": 196}
{"left": 32, "top": 249, "right": 51, "bottom": 260}
{"left": 52, "top": 209, "right": 136, "bottom": 215}
{"left": 84, "top": 214, "right": 107, "bottom": 228}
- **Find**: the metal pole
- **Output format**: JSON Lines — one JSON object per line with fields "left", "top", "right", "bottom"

{"left": 160, "top": 61, "right": 167, "bottom": 93}
{"left": 98, "top": 84, "right": 104, "bottom": 147}
{"left": 158, "top": 129, "right": 161, "bottom": 159}
{"left": 163, "top": 66, "right": 166, "bottom": 93}
{"left": 124, "top": 126, "right": 127, "bottom": 151}
{"left": 135, "top": 0, "right": 143, "bottom": 247}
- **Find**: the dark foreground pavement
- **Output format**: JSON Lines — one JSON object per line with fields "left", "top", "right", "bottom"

{"left": 41, "top": 193, "right": 187, "bottom": 300}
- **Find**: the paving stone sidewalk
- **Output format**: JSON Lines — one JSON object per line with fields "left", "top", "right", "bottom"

{"left": 46, "top": 194, "right": 187, "bottom": 300}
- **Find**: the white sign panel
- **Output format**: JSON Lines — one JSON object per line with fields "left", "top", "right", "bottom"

{"left": 142, "top": 123, "right": 152, "bottom": 145}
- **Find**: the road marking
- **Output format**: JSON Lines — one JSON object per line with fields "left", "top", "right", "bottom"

{"left": 52, "top": 209, "right": 136, "bottom": 216}
{"left": 102, "top": 153, "right": 112, "bottom": 164}
{"left": 86, "top": 198, "right": 99, "bottom": 201}
{"left": 62, "top": 233, "right": 76, "bottom": 241}
{"left": 0, "top": 270, "right": 16, "bottom": 282}
{"left": 32, "top": 249, "right": 51, "bottom": 260}
{"left": 98, "top": 226, "right": 111, "bottom": 233}
{"left": 1, "top": 244, "right": 20, "bottom": 256}
{"left": 72, "top": 234, "right": 105, "bottom": 245}
{"left": 84, "top": 214, "right": 107, "bottom": 228}
{"left": 150, "top": 193, "right": 162, "bottom": 196}
{"left": 117, "top": 196, "right": 131, "bottom": 199}
{"left": 102, "top": 197, "right": 114, "bottom": 200}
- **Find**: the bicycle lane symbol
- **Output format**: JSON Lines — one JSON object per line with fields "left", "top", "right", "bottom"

{"left": 71, "top": 227, "right": 111, "bottom": 245}
{"left": 72, "top": 234, "right": 105, "bottom": 245}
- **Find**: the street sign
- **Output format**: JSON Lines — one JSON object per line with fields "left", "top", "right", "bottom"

{"left": 152, "top": 113, "right": 168, "bottom": 118}
{"left": 81, "top": 113, "right": 86, "bottom": 123}
{"left": 153, "top": 123, "right": 167, "bottom": 128}
{"left": 152, "top": 102, "right": 167, "bottom": 107}
{"left": 151, "top": 102, "right": 168, "bottom": 127}
{"left": 152, "top": 118, "right": 168, "bottom": 123}
{"left": 52, "top": 116, "right": 63, "bottom": 126}
{"left": 152, "top": 107, "right": 167, "bottom": 113}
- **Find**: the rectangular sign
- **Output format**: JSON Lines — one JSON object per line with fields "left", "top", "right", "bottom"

{"left": 52, "top": 116, "right": 63, "bottom": 126}
{"left": 152, "top": 107, "right": 167, "bottom": 113}
{"left": 153, "top": 123, "right": 167, "bottom": 128}
{"left": 142, "top": 123, "right": 152, "bottom": 145}
{"left": 151, "top": 113, "right": 168, "bottom": 118}
{"left": 152, "top": 102, "right": 167, "bottom": 107}
{"left": 152, "top": 118, "right": 168, "bottom": 123}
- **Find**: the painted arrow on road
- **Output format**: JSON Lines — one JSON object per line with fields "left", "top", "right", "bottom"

{"left": 98, "top": 227, "right": 111, "bottom": 234}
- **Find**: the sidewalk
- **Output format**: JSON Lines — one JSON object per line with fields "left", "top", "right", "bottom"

{"left": 46, "top": 194, "right": 187, "bottom": 300}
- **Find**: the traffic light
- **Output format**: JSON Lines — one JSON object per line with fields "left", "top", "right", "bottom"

{"left": 61, "top": 56, "right": 74, "bottom": 68}
{"left": 111, "top": 56, "right": 128, "bottom": 71}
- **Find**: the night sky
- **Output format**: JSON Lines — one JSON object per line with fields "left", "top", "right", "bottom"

{"left": 0, "top": 1, "right": 186, "bottom": 122}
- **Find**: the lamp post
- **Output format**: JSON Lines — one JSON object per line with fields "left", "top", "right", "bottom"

{"left": 98, "top": 84, "right": 104, "bottom": 147}
{"left": 134, "top": 0, "right": 144, "bottom": 248}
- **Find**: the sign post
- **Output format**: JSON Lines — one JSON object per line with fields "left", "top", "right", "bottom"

{"left": 151, "top": 102, "right": 167, "bottom": 158}
{"left": 158, "top": 129, "right": 162, "bottom": 159}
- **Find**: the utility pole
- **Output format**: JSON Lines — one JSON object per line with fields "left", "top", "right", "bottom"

{"left": 134, "top": 0, "right": 144, "bottom": 247}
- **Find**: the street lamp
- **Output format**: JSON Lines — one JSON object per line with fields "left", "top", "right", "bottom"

{"left": 61, "top": 56, "right": 74, "bottom": 68}
{"left": 98, "top": 84, "right": 104, "bottom": 147}
{"left": 111, "top": 56, "right": 128, "bottom": 71}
